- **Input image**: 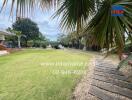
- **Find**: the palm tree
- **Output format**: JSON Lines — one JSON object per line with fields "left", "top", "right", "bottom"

{"left": 13, "top": 30, "right": 22, "bottom": 48}
{"left": 1, "top": 0, "right": 132, "bottom": 58}
{"left": 84, "top": 0, "right": 132, "bottom": 59}
{"left": 53, "top": 0, "right": 94, "bottom": 31}
{"left": 53, "top": 0, "right": 95, "bottom": 48}
{"left": 7, "top": 28, "right": 22, "bottom": 48}
{"left": 0, "top": 0, "right": 53, "bottom": 17}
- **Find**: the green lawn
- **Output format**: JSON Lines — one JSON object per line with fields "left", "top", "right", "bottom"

{"left": 0, "top": 49, "right": 92, "bottom": 100}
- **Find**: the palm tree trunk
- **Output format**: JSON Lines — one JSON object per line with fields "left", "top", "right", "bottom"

{"left": 18, "top": 36, "right": 21, "bottom": 48}
{"left": 117, "top": 44, "right": 124, "bottom": 60}
{"left": 77, "top": 17, "right": 81, "bottom": 49}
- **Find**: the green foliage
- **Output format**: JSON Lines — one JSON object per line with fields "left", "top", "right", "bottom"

{"left": 27, "top": 40, "right": 34, "bottom": 47}
{"left": 118, "top": 54, "right": 132, "bottom": 70}
{"left": 12, "top": 18, "right": 40, "bottom": 41}
{"left": 53, "top": 0, "right": 95, "bottom": 31}
{"left": 1, "top": 0, "right": 53, "bottom": 17}
{"left": 13, "top": 30, "right": 22, "bottom": 36}
{"left": 84, "top": 0, "right": 132, "bottom": 56}
{"left": 57, "top": 34, "right": 69, "bottom": 46}
{"left": 2, "top": 0, "right": 132, "bottom": 55}
{"left": 41, "top": 43, "right": 47, "bottom": 48}
{"left": 6, "top": 19, "right": 49, "bottom": 48}
{"left": 49, "top": 41, "right": 59, "bottom": 47}
{"left": 124, "top": 43, "right": 132, "bottom": 53}
{"left": 5, "top": 36, "right": 18, "bottom": 47}
{"left": 33, "top": 40, "right": 42, "bottom": 47}
{"left": 32, "top": 40, "right": 47, "bottom": 48}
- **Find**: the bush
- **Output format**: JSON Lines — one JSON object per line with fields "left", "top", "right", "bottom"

{"left": 42, "top": 44, "right": 46, "bottom": 48}
{"left": 53, "top": 45, "right": 60, "bottom": 49}
{"left": 33, "top": 40, "right": 48, "bottom": 48}
{"left": 124, "top": 43, "right": 132, "bottom": 53}
{"left": 27, "top": 40, "right": 34, "bottom": 47}
{"left": 33, "top": 40, "right": 41, "bottom": 47}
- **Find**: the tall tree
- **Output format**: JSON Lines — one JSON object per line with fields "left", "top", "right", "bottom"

{"left": 53, "top": 0, "right": 95, "bottom": 48}
{"left": 12, "top": 18, "right": 40, "bottom": 44}
{"left": 1, "top": 0, "right": 132, "bottom": 58}
{"left": 84, "top": 0, "right": 132, "bottom": 59}
{"left": 13, "top": 30, "right": 22, "bottom": 48}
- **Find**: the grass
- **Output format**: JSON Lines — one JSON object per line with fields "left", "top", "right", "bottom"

{"left": 0, "top": 49, "right": 92, "bottom": 100}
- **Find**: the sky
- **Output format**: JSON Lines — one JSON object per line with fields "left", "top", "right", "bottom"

{"left": 0, "top": 1, "right": 62, "bottom": 41}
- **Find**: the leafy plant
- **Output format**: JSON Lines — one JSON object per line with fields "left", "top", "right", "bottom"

{"left": 27, "top": 40, "right": 34, "bottom": 47}
{"left": 84, "top": 0, "right": 132, "bottom": 58}
{"left": 1, "top": 0, "right": 132, "bottom": 58}
{"left": 117, "top": 54, "right": 132, "bottom": 70}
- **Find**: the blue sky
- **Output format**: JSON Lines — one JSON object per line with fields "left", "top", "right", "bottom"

{"left": 0, "top": 1, "right": 62, "bottom": 41}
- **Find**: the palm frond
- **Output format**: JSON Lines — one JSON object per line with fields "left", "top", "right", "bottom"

{"left": 53, "top": 0, "right": 95, "bottom": 32}
{"left": 1, "top": 0, "right": 53, "bottom": 17}
{"left": 84, "top": 0, "right": 132, "bottom": 56}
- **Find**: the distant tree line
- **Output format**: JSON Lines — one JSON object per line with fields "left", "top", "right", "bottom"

{"left": 58, "top": 32, "right": 132, "bottom": 53}
{"left": 57, "top": 32, "right": 101, "bottom": 51}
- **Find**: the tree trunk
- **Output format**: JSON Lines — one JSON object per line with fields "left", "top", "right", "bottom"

{"left": 18, "top": 36, "right": 21, "bottom": 48}
{"left": 117, "top": 46, "right": 124, "bottom": 60}
{"left": 77, "top": 17, "right": 81, "bottom": 49}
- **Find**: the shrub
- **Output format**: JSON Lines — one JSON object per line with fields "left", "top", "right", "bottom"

{"left": 124, "top": 43, "right": 132, "bottom": 53}
{"left": 42, "top": 44, "right": 46, "bottom": 48}
{"left": 27, "top": 40, "right": 34, "bottom": 47}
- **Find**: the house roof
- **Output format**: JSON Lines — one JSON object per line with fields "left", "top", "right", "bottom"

{"left": 0, "top": 29, "right": 14, "bottom": 36}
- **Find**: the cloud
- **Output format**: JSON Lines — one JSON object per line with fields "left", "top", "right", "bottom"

{"left": 31, "top": 10, "right": 61, "bottom": 41}
{"left": 0, "top": 2, "right": 61, "bottom": 41}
